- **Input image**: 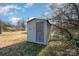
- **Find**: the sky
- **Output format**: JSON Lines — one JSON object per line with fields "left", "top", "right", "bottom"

{"left": 0, "top": 3, "right": 50, "bottom": 25}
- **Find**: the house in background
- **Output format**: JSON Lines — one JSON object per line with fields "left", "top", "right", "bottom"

{"left": 27, "top": 18, "right": 51, "bottom": 45}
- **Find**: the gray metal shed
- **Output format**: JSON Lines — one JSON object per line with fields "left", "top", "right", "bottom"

{"left": 27, "top": 18, "right": 51, "bottom": 45}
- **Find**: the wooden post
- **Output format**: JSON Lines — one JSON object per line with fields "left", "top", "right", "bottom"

{"left": 0, "top": 20, "right": 2, "bottom": 34}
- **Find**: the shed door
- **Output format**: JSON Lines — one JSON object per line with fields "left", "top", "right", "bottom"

{"left": 36, "top": 22, "right": 44, "bottom": 42}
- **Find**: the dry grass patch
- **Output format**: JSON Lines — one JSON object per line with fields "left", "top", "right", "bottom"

{"left": 0, "top": 31, "right": 26, "bottom": 48}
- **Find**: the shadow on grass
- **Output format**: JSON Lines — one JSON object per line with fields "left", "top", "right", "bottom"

{"left": 0, "top": 41, "right": 45, "bottom": 56}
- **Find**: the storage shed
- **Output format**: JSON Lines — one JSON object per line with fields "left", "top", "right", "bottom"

{"left": 27, "top": 18, "right": 51, "bottom": 45}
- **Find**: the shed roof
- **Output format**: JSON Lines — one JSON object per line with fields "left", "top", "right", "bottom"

{"left": 27, "top": 18, "right": 51, "bottom": 25}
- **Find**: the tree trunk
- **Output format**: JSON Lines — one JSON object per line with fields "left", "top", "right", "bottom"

{"left": 0, "top": 25, "right": 2, "bottom": 34}
{"left": 60, "top": 28, "right": 73, "bottom": 41}
{"left": 52, "top": 24, "right": 73, "bottom": 41}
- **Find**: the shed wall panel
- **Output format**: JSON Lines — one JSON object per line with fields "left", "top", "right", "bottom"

{"left": 27, "top": 19, "right": 49, "bottom": 45}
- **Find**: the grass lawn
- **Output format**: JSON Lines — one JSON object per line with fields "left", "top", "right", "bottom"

{"left": 0, "top": 41, "right": 45, "bottom": 56}
{"left": 0, "top": 30, "right": 78, "bottom": 56}
{"left": 0, "top": 31, "right": 45, "bottom": 56}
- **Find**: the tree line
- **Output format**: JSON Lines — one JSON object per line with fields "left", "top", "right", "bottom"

{"left": 0, "top": 19, "right": 25, "bottom": 34}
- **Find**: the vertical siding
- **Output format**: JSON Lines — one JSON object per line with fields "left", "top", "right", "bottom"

{"left": 44, "top": 21, "right": 48, "bottom": 45}
{"left": 47, "top": 21, "right": 51, "bottom": 43}
{"left": 27, "top": 19, "right": 50, "bottom": 45}
{"left": 27, "top": 20, "right": 36, "bottom": 42}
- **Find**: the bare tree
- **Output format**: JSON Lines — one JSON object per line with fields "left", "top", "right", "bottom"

{"left": 16, "top": 18, "right": 25, "bottom": 31}
{"left": 48, "top": 3, "right": 79, "bottom": 41}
